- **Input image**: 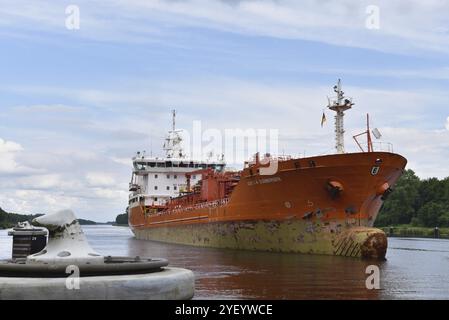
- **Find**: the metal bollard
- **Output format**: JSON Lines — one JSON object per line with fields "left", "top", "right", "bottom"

{"left": 8, "top": 222, "right": 47, "bottom": 259}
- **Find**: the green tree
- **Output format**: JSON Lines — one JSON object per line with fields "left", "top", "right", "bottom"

{"left": 414, "top": 202, "right": 449, "bottom": 227}
{"left": 415, "top": 178, "right": 444, "bottom": 211}
{"left": 115, "top": 211, "right": 128, "bottom": 225}
{"left": 375, "top": 169, "right": 420, "bottom": 226}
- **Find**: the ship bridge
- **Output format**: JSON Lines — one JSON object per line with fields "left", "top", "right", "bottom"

{"left": 129, "top": 110, "right": 226, "bottom": 208}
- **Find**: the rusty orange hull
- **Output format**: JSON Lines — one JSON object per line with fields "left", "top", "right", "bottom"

{"left": 129, "top": 152, "right": 407, "bottom": 259}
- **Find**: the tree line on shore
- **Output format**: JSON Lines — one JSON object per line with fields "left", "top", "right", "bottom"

{"left": 0, "top": 207, "right": 103, "bottom": 229}
{"left": 375, "top": 169, "right": 449, "bottom": 228}
{"left": 0, "top": 207, "right": 42, "bottom": 229}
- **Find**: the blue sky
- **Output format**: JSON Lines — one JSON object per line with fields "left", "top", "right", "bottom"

{"left": 1, "top": 0, "right": 449, "bottom": 221}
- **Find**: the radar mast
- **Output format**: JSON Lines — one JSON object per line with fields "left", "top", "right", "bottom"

{"left": 327, "top": 79, "right": 354, "bottom": 154}
{"left": 163, "top": 109, "right": 185, "bottom": 159}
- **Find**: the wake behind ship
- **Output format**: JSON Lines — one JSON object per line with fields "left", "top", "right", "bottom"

{"left": 128, "top": 80, "right": 407, "bottom": 259}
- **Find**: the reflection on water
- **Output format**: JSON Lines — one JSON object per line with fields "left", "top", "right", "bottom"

{"left": 1, "top": 225, "right": 449, "bottom": 299}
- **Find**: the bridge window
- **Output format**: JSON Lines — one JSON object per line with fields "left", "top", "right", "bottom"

{"left": 166, "top": 174, "right": 170, "bottom": 179}
{"left": 166, "top": 186, "right": 170, "bottom": 190}
{"left": 174, "top": 175, "right": 177, "bottom": 179}
{"left": 154, "top": 174, "right": 158, "bottom": 178}
{"left": 154, "top": 186, "right": 158, "bottom": 190}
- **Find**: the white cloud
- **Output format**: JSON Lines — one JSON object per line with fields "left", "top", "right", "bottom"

{"left": 13, "top": 174, "right": 84, "bottom": 191}
{"left": 0, "top": 138, "right": 22, "bottom": 153}
{"left": 93, "top": 188, "right": 128, "bottom": 200}
{"left": 446, "top": 117, "right": 449, "bottom": 131}
{"left": 13, "top": 104, "right": 81, "bottom": 113}
{"left": 86, "top": 172, "right": 116, "bottom": 188}
{"left": 0, "top": 138, "right": 24, "bottom": 173}
{"left": 0, "top": 189, "right": 80, "bottom": 216}
{"left": 2, "top": 0, "right": 449, "bottom": 54}
{"left": 111, "top": 157, "right": 132, "bottom": 166}
{"left": 16, "top": 174, "right": 62, "bottom": 190}
{"left": 380, "top": 127, "right": 449, "bottom": 178}
{"left": 0, "top": 133, "right": 130, "bottom": 220}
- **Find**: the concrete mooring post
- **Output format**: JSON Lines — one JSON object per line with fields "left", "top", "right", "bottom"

{"left": 434, "top": 227, "right": 440, "bottom": 239}
{"left": 389, "top": 226, "right": 394, "bottom": 236}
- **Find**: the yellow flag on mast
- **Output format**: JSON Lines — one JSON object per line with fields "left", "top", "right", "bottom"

{"left": 321, "top": 111, "right": 326, "bottom": 127}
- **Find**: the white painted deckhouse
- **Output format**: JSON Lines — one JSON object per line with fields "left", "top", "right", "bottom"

{"left": 129, "top": 110, "right": 226, "bottom": 209}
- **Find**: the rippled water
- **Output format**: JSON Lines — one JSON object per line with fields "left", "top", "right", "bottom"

{"left": 1, "top": 225, "right": 449, "bottom": 299}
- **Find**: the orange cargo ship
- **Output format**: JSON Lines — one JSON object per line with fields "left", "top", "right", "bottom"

{"left": 128, "top": 80, "right": 407, "bottom": 259}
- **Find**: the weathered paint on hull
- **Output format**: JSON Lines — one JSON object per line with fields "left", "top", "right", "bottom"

{"left": 129, "top": 152, "right": 404, "bottom": 259}
{"left": 132, "top": 219, "right": 387, "bottom": 259}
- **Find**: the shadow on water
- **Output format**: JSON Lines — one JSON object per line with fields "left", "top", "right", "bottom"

{"left": 2, "top": 226, "right": 449, "bottom": 299}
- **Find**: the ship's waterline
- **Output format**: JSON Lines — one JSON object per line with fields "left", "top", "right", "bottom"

{"left": 132, "top": 219, "right": 387, "bottom": 259}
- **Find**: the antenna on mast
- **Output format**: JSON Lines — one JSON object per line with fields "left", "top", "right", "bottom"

{"left": 150, "top": 134, "right": 153, "bottom": 157}
{"left": 164, "top": 109, "right": 184, "bottom": 159}
{"left": 172, "top": 109, "right": 176, "bottom": 132}
{"left": 326, "top": 79, "right": 354, "bottom": 154}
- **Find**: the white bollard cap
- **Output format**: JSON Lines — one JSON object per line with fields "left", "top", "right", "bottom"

{"left": 27, "top": 210, "right": 104, "bottom": 266}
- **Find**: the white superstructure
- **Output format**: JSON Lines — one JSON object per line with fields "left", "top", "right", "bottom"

{"left": 129, "top": 110, "right": 225, "bottom": 209}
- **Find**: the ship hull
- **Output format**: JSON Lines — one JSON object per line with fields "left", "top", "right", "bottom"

{"left": 129, "top": 152, "right": 407, "bottom": 259}
{"left": 132, "top": 219, "right": 386, "bottom": 258}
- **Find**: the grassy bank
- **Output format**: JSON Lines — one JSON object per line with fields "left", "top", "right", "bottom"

{"left": 380, "top": 225, "right": 449, "bottom": 239}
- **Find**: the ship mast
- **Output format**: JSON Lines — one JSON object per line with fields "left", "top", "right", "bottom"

{"left": 327, "top": 79, "right": 354, "bottom": 154}
{"left": 163, "top": 109, "right": 184, "bottom": 159}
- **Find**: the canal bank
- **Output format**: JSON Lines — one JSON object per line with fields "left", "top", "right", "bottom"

{"left": 381, "top": 226, "right": 449, "bottom": 239}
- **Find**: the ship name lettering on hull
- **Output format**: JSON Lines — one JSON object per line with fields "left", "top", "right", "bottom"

{"left": 248, "top": 176, "right": 281, "bottom": 186}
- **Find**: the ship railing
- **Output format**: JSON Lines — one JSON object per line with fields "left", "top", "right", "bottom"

{"left": 254, "top": 155, "right": 293, "bottom": 162}
{"left": 161, "top": 198, "right": 230, "bottom": 216}
{"left": 274, "top": 155, "right": 292, "bottom": 161}
{"left": 371, "top": 141, "right": 394, "bottom": 153}
{"left": 245, "top": 154, "right": 292, "bottom": 168}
